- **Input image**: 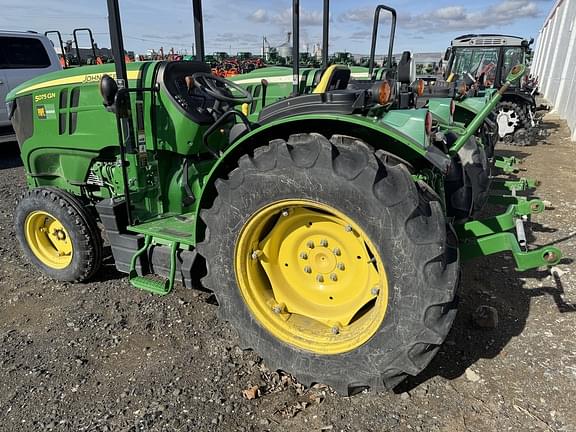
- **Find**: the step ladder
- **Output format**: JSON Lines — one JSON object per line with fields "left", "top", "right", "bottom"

{"left": 128, "top": 235, "right": 179, "bottom": 295}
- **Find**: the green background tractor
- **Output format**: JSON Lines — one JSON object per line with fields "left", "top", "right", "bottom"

{"left": 443, "top": 34, "right": 545, "bottom": 146}
{"left": 6, "top": 0, "right": 561, "bottom": 395}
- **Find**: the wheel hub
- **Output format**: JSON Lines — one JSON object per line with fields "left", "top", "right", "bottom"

{"left": 496, "top": 109, "right": 519, "bottom": 138}
{"left": 235, "top": 200, "right": 388, "bottom": 355}
{"left": 25, "top": 211, "right": 73, "bottom": 269}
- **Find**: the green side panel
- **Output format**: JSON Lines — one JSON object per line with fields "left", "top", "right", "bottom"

{"left": 154, "top": 91, "right": 208, "bottom": 154}
{"left": 427, "top": 98, "right": 453, "bottom": 126}
{"left": 378, "top": 110, "right": 428, "bottom": 146}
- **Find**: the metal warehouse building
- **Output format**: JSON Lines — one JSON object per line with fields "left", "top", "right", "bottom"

{"left": 532, "top": 0, "right": 576, "bottom": 141}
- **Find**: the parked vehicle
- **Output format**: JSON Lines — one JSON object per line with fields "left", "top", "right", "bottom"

{"left": 0, "top": 31, "right": 61, "bottom": 142}
{"left": 443, "top": 34, "right": 546, "bottom": 145}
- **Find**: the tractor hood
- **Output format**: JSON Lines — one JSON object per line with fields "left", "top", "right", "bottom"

{"left": 230, "top": 66, "right": 295, "bottom": 85}
{"left": 6, "top": 62, "right": 155, "bottom": 102}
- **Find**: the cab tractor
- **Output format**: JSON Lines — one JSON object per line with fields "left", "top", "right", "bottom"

{"left": 443, "top": 34, "right": 545, "bottom": 146}
{"left": 7, "top": 0, "right": 561, "bottom": 394}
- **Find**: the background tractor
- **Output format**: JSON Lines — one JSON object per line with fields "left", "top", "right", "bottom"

{"left": 7, "top": 0, "right": 561, "bottom": 395}
{"left": 443, "top": 34, "right": 547, "bottom": 146}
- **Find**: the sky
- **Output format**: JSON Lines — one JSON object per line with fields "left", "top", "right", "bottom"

{"left": 0, "top": 0, "right": 555, "bottom": 56}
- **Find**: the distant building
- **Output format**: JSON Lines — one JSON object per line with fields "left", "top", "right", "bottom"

{"left": 532, "top": 0, "right": 576, "bottom": 141}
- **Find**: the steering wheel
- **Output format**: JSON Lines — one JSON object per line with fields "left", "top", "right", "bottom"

{"left": 192, "top": 72, "right": 253, "bottom": 105}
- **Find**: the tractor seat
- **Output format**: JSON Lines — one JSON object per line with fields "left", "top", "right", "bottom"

{"left": 313, "top": 65, "right": 351, "bottom": 93}
{"left": 397, "top": 51, "right": 416, "bottom": 85}
{"left": 158, "top": 60, "right": 216, "bottom": 124}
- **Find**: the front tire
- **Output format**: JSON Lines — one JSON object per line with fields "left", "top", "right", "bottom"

{"left": 15, "top": 188, "right": 103, "bottom": 282}
{"left": 200, "top": 134, "right": 459, "bottom": 394}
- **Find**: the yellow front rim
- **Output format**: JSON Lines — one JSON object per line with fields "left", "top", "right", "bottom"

{"left": 25, "top": 211, "right": 73, "bottom": 269}
{"left": 235, "top": 200, "right": 389, "bottom": 355}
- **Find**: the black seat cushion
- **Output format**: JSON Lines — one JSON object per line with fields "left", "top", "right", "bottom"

{"left": 397, "top": 51, "right": 412, "bottom": 84}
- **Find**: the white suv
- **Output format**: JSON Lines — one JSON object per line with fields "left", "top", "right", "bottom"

{"left": 1, "top": 31, "right": 61, "bottom": 142}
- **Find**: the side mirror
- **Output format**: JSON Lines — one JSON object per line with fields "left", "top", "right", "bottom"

{"left": 444, "top": 47, "right": 452, "bottom": 62}
{"left": 99, "top": 74, "right": 118, "bottom": 109}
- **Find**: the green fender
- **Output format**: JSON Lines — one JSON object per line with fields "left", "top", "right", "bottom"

{"left": 194, "top": 112, "right": 450, "bottom": 240}
{"left": 427, "top": 98, "right": 453, "bottom": 125}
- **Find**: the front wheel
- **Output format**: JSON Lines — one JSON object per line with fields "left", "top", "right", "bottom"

{"left": 15, "top": 188, "right": 103, "bottom": 282}
{"left": 200, "top": 134, "right": 459, "bottom": 394}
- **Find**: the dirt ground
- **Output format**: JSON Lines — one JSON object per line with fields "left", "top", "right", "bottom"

{"left": 0, "top": 113, "right": 575, "bottom": 432}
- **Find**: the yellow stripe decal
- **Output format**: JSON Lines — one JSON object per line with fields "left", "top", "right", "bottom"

{"left": 17, "top": 70, "right": 141, "bottom": 95}
{"left": 232, "top": 75, "right": 294, "bottom": 85}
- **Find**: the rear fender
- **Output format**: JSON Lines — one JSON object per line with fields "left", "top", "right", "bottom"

{"left": 195, "top": 114, "right": 449, "bottom": 240}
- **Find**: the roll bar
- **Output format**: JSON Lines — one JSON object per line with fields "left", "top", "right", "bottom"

{"left": 73, "top": 28, "right": 97, "bottom": 65}
{"left": 368, "top": 5, "right": 397, "bottom": 78}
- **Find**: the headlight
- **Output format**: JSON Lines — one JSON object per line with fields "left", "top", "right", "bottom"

{"left": 372, "top": 80, "right": 392, "bottom": 105}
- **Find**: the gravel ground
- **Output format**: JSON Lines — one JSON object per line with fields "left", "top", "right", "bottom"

{"left": 0, "top": 113, "right": 575, "bottom": 432}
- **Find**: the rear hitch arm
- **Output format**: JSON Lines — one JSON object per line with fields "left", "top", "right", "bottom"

{"left": 456, "top": 199, "right": 562, "bottom": 271}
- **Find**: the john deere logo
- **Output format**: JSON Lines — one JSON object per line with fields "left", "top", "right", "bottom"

{"left": 36, "top": 105, "right": 47, "bottom": 119}
{"left": 36, "top": 104, "right": 56, "bottom": 120}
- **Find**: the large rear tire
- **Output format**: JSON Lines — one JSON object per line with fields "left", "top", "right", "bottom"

{"left": 199, "top": 134, "right": 459, "bottom": 394}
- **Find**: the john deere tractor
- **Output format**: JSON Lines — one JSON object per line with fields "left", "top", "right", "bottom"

{"left": 443, "top": 34, "right": 545, "bottom": 146}
{"left": 7, "top": 0, "right": 561, "bottom": 394}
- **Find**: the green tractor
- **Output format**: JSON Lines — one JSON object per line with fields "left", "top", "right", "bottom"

{"left": 443, "top": 34, "right": 545, "bottom": 146}
{"left": 7, "top": 0, "right": 561, "bottom": 394}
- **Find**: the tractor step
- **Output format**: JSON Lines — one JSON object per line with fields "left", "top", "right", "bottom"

{"left": 128, "top": 212, "right": 197, "bottom": 245}
{"left": 457, "top": 200, "right": 561, "bottom": 271}
{"left": 128, "top": 235, "right": 179, "bottom": 295}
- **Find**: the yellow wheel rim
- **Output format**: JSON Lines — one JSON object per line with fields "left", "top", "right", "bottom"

{"left": 235, "top": 200, "right": 389, "bottom": 355}
{"left": 24, "top": 211, "right": 73, "bottom": 269}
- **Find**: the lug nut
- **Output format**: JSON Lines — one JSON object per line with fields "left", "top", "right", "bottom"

{"left": 281, "top": 209, "right": 290, "bottom": 217}
{"left": 307, "top": 241, "right": 315, "bottom": 249}
{"left": 344, "top": 225, "right": 353, "bottom": 233}
{"left": 320, "top": 239, "right": 328, "bottom": 247}
{"left": 333, "top": 247, "right": 341, "bottom": 256}
{"left": 337, "top": 263, "right": 345, "bottom": 271}
{"left": 316, "top": 274, "right": 324, "bottom": 283}
{"left": 251, "top": 250, "right": 263, "bottom": 260}
{"left": 330, "top": 273, "right": 338, "bottom": 282}
{"left": 331, "top": 326, "right": 340, "bottom": 335}
{"left": 371, "top": 287, "right": 380, "bottom": 296}
{"left": 300, "top": 252, "right": 308, "bottom": 260}
{"left": 304, "top": 266, "right": 312, "bottom": 274}
{"left": 272, "top": 304, "right": 284, "bottom": 314}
